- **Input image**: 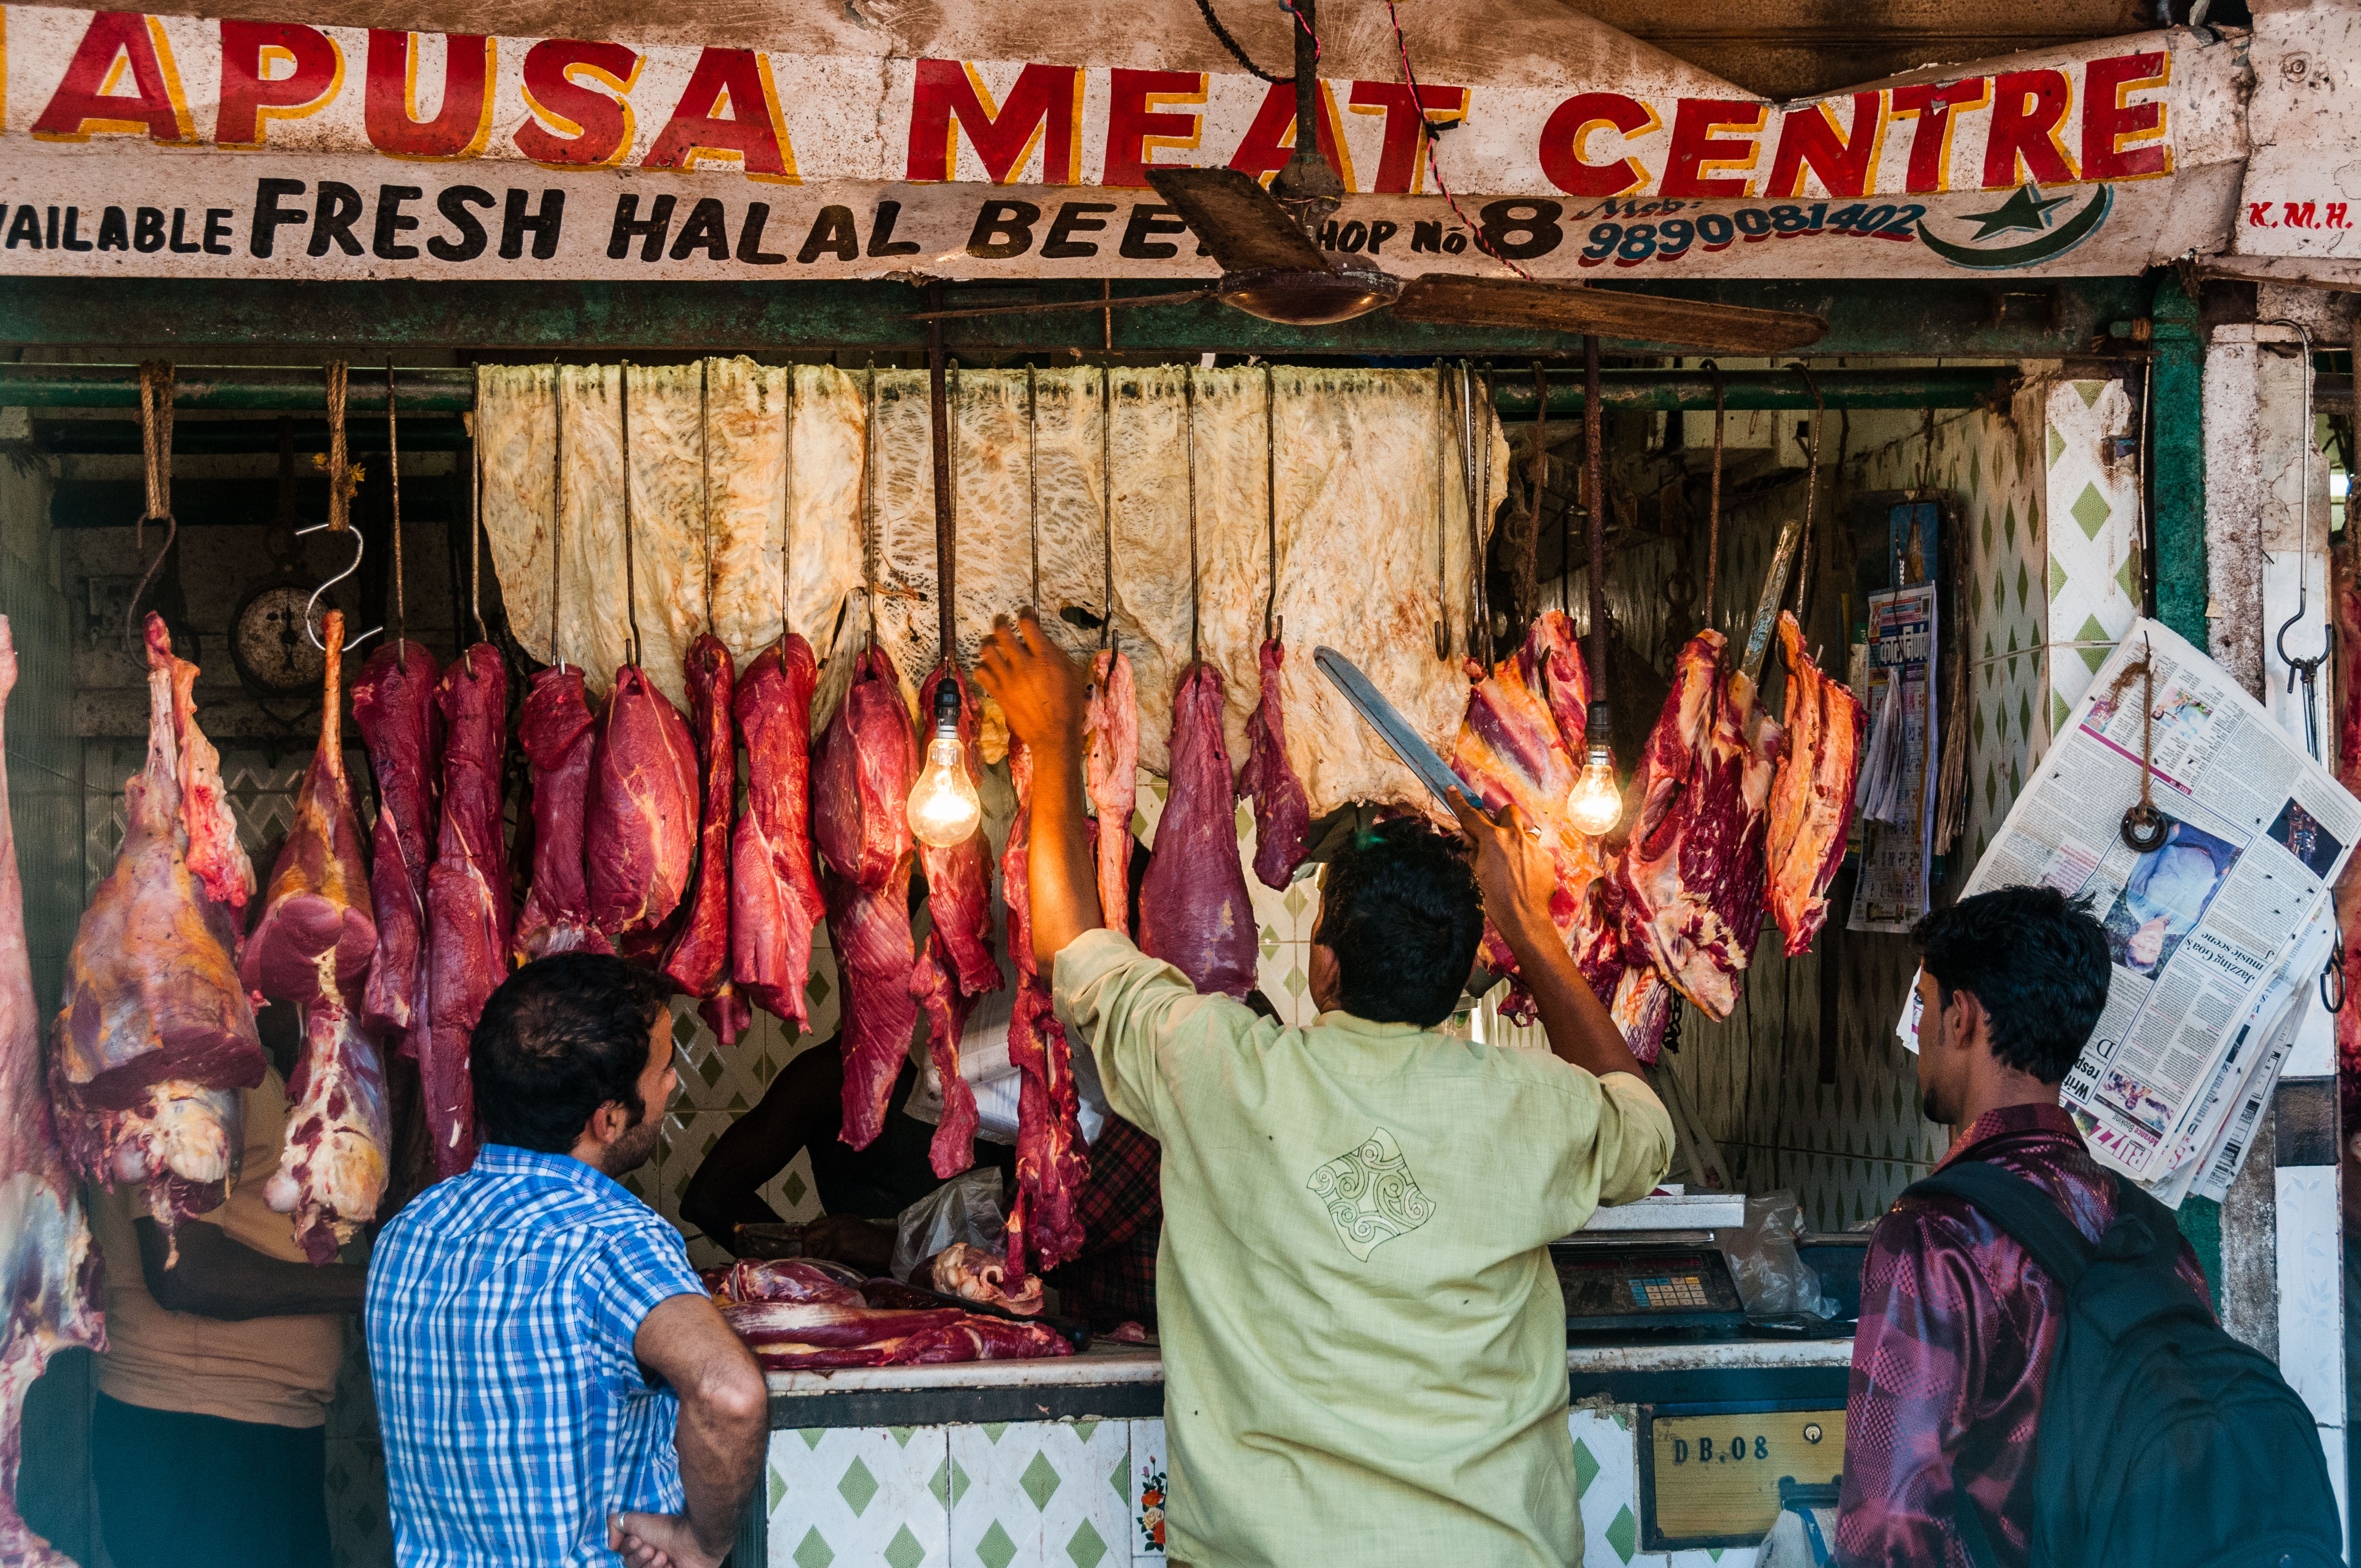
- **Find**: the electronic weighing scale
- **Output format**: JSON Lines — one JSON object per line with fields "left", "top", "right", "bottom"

{"left": 1555, "top": 1193, "right": 1751, "bottom": 1337}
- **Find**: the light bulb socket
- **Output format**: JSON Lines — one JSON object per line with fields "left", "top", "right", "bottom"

{"left": 1585, "top": 700, "right": 1612, "bottom": 750}
{"left": 931, "top": 679, "right": 962, "bottom": 739}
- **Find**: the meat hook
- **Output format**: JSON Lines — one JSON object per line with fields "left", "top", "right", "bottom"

{"left": 1099, "top": 362, "right": 1115, "bottom": 650}
{"left": 1264, "top": 361, "right": 1282, "bottom": 645}
{"left": 1702, "top": 360, "right": 1724, "bottom": 634}
{"left": 296, "top": 519, "right": 382, "bottom": 653}
{"left": 550, "top": 367, "right": 567, "bottom": 672}
{"left": 1184, "top": 366, "right": 1200, "bottom": 667}
{"left": 123, "top": 358, "right": 177, "bottom": 654}
{"left": 2265, "top": 318, "right": 2331, "bottom": 761}
{"left": 1432, "top": 362, "right": 1450, "bottom": 661}
{"left": 1026, "top": 365, "right": 1040, "bottom": 612}
{"left": 385, "top": 360, "right": 407, "bottom": 655}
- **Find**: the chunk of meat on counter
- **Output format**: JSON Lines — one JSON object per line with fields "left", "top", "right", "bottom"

{"left": 514, "top": 665, "right": 610, "bottom": 962}
{"left": 815, "top": 649, "right": 919, "bottom": 1149}
{"left": 1086, "top": 649, "right": 1138, "bottom": 932}
{"left": 710, "top": 1257, "right": 864, "bottom": 1306}
{"left": 1613, "top": 630, "right": 1782, "bottom": 1022}
{"left": 1765, "top": 612, "right": 1865, "bottom": 957}
{"left": 1238, "top": 638, "right": 1312, "bottom": 890}
{"left": 731, "top": 635, "right": 825, "bottom": 1031}
{"left": 0, "top": 614, "right": 105, "bottom": 1568}
{"left": 662, "top": 636, "right": 747, "bottom": 1043}
{"left": 1138, "top": 662, "right": 1256, "bottom": 999}
{"left": 51, "top": 613, "right": 265, "bottom": 1231}
{"left": 588, "top": 664, "right": 698, "bottom": 945}
{"left": 421, "top": 645, "right": 510, "bottom": 1179}
{"left": 932, "top": 1242, "right": 1044, "bottom": 1316}
{"left": 352, "top": 640, "right": 442, "bottom": 1033}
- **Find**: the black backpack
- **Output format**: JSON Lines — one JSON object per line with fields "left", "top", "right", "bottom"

{"left": 1900, "top": 1161, "right": 2342, "bottom": 1568}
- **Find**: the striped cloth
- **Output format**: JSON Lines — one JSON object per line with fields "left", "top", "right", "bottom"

{"left": 365, "top": 1144, "right": 705, "bottom": 1566}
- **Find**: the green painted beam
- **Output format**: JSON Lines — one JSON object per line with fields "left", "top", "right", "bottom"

{"left": 0, "top": 275, "right": 2151, "bottom": 360}
{"left": 0, "top": 362, "right": 2010, "bottom": 415}
{"left": 2150, "top": 273, "right": 2206, "bottom": 646}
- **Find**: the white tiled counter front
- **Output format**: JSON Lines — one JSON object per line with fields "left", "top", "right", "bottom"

{"left": 757, "top": 1340, "right": 1851, "bottom": 1567}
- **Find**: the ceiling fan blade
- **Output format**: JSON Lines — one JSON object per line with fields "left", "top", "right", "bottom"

{"left": 898, "top": 289, "right": 1214, "bottom": 322}
{"left": 1390, "top": 274, "right": 1827, "bottom": 355}
{"left": 1145, "top": 166, "right": 1334, "bottom": 275}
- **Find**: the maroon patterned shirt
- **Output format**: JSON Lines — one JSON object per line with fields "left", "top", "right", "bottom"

{"left": 1835, "top": 1104, "right": 2212, "bottom": 1568}
{"left": 1045, "top": 1114, "right": 1161, "bottom": 1328}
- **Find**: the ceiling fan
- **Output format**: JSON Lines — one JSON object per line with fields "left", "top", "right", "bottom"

{"left": 907, "top": 1, "right": 1826, "bottom": 356}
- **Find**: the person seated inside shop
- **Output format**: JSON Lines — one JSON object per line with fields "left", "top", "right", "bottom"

{"left": 974, "top": 610, "right": 1673, "bottom": 1568}
{"left": 683, "top": 845, "right": 1272, "bottom": 1333}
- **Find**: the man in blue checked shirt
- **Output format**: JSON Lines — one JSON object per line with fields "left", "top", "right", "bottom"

{"left": 367, "top": 953, "right": 768, "bottom": 1568}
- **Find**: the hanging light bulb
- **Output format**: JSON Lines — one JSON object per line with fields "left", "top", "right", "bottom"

{"left": 1566, "top": 742, "right": 1622, "bottom": 837}
{"left": 907, "top": 679, "right": 983, "bottom": 847}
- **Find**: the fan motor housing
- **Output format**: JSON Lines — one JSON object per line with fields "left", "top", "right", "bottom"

{"left": 1216, "top": 266, "right": 1401, "bottom": 327}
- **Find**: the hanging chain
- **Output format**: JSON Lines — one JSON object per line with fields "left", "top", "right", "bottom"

{"left": 1027, "top": 366, "right": 1041, "bottom": 611}
{"left": 620, "top": 363, "right": 639, "bottom": 666}
{"left": 125, "top": 360, "right": 176, "bottom": 650}
{"left": 1185, "top": 368, "right": 1200, "bottom": 666}
{"left": 861, "top": 363, "right": 880, "bottom": 640}
{"left": 323, "top": 360, "right": 356, "bottom": 535}
{"left": 1432, "top": 363, "right": 1449, "bottom": 660}
{"left": 2112, "top": 641, "right": 2167, "bottom": 851}
{"left": 1704, "top": 360, "right": 1724, "bottom": 635}
{"left": 700, "top": 359, "right": 714, "bottom": 629}
{"left": 781, "top": 364, "right": 796, "bottom": 640}
{"left": 1100, "top": 363, "right": 1114, "bottom": 649}
{"left": 942, "top": 361, "right": 960, "bottom": 671}
{"left": 550, "top": 369, "right": 565, "bottom": 671}
{"left": 386, "top": 361, "right": 406, "bottom": 653}
{"left": 469, "top": 406, "right": 486, "bottom": 646}
{"left": 1792, "top": 363, "right": 1825, "bottom": 635}
{"left": 1264, "top": 362, "right": 1280, "bottom": 644}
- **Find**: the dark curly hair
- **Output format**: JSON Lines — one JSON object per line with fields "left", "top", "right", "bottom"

{"left": 471, "top": 952, "right": 675, "bottom": 1153}
{"left": 1316, "top": 818, "right": 1486, "bottom": 1028}
{"left": 1911, "top": 884, "right": 2109, "bottom": 1082}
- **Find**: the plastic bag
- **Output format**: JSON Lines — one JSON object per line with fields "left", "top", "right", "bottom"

{"left": 889, "top": 1167, "right": 1008, "bottom": 1283}
{"left": 1713, "top": 1191, "right": 1837, "bottom": 1319}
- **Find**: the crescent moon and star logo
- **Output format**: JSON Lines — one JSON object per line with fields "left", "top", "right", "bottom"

{"left": 1916, "top": 182, "right": 2114, "bottom": 270}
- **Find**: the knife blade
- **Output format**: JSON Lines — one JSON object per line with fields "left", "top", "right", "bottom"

{"left": 1313, "top": 646, "right": 1473, "bottom": 811}
{"left": 1737, "top": 510, "right": 1806, "bottom": 689}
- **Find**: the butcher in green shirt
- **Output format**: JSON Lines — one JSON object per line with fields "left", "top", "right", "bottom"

{"left": 977, "top": 612, "right": 1673, "bottom": 1568}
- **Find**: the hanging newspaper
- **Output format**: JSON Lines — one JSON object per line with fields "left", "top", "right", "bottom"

{"left": 1849, "top": 583, "right": 1938, "bottom": 932}
{"left": 1954, "top": 618, "right": 2360, "bottom": 1190}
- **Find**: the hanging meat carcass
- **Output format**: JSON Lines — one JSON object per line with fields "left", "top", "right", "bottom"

{"left": 159, "top": 627, "right": 255, "bottom": 918}
{"left": 1449, "top": 611, "right": 1608, "bottom": 1012}
{"left": 1613, "top": 629, "right": 1783, "bottom": 1021}
{"left": 587, "top": 664, "right": 699, "bottom": 950}
{"left": 1000, "top": 738, "right": 1087, "bottom": 1273}
{"left": 240, "top": 613, "right": 389, "bottom": 1262}
{"left": 662, "top": 636, "right": 750, "bottom": 1043}
{"left": 1765, "top": 612, "right": 1866, "bottom": 955}
{"left": 1086, "top": 649, "right": 1138, "bottom": 932}
{"left": 1239, "top": 638, "right": 1312, "bottom": 890}
{"left": 420, "top": 644, "right": 510, "bottom": 1178}
{"left": 351, "top": 640, "right": 441, "bottom": 1035}
{"left": 814, "top": 648, "right": 919, "bottom": 1148}
{"left": 514, "top": 665, "right": 609, "bottom": 962}
{"left": 731, "top": 634, "right": 825, "bottom": 1031}
{"left": 910, "top": 666, "right": 995, "bottom": 1179}
{"left": 0, "top": 616, "right": 106, "bottom": 1568}
{"left": 1139, "top": 662, "right": 1257, "bottom": 999}
{"left": 52, "top": 613, "right": 266, "bottom": 1229}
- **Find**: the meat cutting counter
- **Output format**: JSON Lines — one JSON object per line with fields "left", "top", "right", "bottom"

{"left": 741, "top": 1194, "right": 1860, "bottom": 1565}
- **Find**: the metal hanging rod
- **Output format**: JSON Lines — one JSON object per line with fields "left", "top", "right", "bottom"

{"left": 0, "top": 361, "right": 2028, "bottom": 415}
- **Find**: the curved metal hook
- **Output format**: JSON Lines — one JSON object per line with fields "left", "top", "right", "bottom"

{"left": 296, "top": 521, "right": 383, "bottom": 652}
{"left": 2265, "top": 317, "right": 2329, "bottom": 670}
{"left": 123, "top": 511, "right": 177, "bottom": 654}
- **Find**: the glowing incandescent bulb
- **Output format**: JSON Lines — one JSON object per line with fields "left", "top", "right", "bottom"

{"left": 1566, "top": 743, "right": 1622, "bottom": 837}
{"left": 907, "top": 681, "right": 983, "bottom": 847}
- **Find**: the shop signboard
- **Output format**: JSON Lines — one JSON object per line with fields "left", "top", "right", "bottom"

{"left": 0, "top": 6, "right": 2246, "bottom": 283}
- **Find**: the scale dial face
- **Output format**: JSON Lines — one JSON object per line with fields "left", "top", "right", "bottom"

{"left": 231, "top": 581, "right": 328, "bottom": 696}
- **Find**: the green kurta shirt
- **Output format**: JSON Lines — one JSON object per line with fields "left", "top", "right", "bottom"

{"left": 1053, "top": 929, "right": 1674, "bottom": 1568}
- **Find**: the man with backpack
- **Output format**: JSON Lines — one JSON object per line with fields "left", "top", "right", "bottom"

{"left": 1836, "top": 884, "right": 2340, "bottom": 1568}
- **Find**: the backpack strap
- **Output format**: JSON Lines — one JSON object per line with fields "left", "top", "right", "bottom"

{"left": 1902, "top": 1162, "right": 2095, "bottom": 1291}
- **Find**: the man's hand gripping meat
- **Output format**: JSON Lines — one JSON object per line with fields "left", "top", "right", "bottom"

{"left": 1445, "top": 790, "right": 1647, "bottom": 1084}
{"left": 975, "top": 613, "right": 1103, "bottom": 965}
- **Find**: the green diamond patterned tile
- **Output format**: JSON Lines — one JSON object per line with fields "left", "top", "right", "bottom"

{"left": 950, "top": 1457, "right": 971, "bottom": 1505}
{"left": 1234, "top": 802, "right": 1253, "bottom": 839}
{"left": 2015, "top": 559, "right": 2031, "bottom": 608}
{"left": 2048, "top": 557, "right": 2068, "bottom": 600}
{"left": 885, "top": 1524, "right": 927, "bottom": 1568}
{"left": 1571, "top": 1436, "right": 1600, "bottom": 1498}
{"left": 806, "top": 968, "right": 831, "bottom": 1005}
{"left": 1285, "top": 883, "right": 1307, "bottom": 916}
{"left": 1069, "top": 1518, "right": 1110, "bottom": 1567}
{"left": 838, "top": 1455, "right": 879, "bottom": 1516}
{"left": 1606, "top": 1504, "right": 1639, "bottom": 1563}
{"left": 1109, "top": 1455, "right": 1127, "bottom": 1501}
{"left": 1020, "top": 1449, "right": 1063, "bottom": 1510}
{"left": 1259, "top": 924, "right": 1279, "bottom": 959}
{"left": 931, "top": 1458, "right": 950, "bottom": 1507}
{"left": 782, "top": 1170, "right": 807, "bottom": 1207}
{"left": 976, "top": 1521, "right": 1020, "bottom": 1568}
{"left": 1283, "top": 964, "right": 1306, "bottom": 998}
{"left": 1071, "top": 1420, "right": 1098, "bottom": 1442}
{"left": 2075, "top": 379, "right": 2106, "bottom": 407}
{"left": 2052, "top": 690, "right": 2071, "bottom": 733}
{"left": 982, "top": 1424, "right": 1009, "bottom": 1444}
{"left": 769, "top": 1463, "right": 787, "bottom": 1512}
{"left": 799, "top": 1429, "right": 827, "bottom": 1451}
{"left": 2070, "top": 480, "right": 2111, "bottom": 540}
{"left": 889, "top": 1427, "right": 916, "bottom": 1448}
{"left": 793, "top": 1526, "right": 836, "bottom": 1568}
{"left": 2017, "top": 689, "right": 2032, "bottom": 742}
{"left": 2048, "top": 424, "right": 2068, "bottom": 468}
{"left": 2003, "top": 499, "right": 2019, "bottom": 548}
{"left": 2075, "top": 613, "right": 2111, "bottom": 673}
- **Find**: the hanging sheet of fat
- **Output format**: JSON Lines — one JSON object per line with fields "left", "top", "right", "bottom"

{"left": 477, "top": 360, "right": 867, "bottom": 715}
{"left": 862, "top": 365, "right": 1506, "bottom": 816}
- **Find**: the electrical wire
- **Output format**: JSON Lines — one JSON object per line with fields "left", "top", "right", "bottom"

{"left": 1192, "top": 0, "right": 1286, "bottom": 83}
{"left": 1383, "top": 0, "right": 1530, "bottom": 281}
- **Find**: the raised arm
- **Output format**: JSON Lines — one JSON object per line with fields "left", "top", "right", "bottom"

{"left": 611, "top": 1294, "right": 769, "bottom": 1568}
{"left": 1446, "top": 791, "right": 1645, "bottom": 1084}
{"left": 678, "top": 1041, "right": 843, "bottom": 1252}
{"left": 974, "top": 611, "right": 1101, "bottom": 966}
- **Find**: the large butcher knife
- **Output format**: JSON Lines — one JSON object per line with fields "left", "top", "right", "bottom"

{"left": 1736, "top": 510, "right": 1807, "bottom": 688}
{"left": 1313, "top": 646, "right": 1473, "bottom": 811}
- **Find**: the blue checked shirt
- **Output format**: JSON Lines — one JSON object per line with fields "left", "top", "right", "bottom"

{"left": 366, "top": 1144, "right": 706, "bottom": 1566}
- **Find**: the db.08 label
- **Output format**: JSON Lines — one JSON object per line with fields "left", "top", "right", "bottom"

{"left": 1667, "top": 1431, "right": 1778, "bottom": 1464}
